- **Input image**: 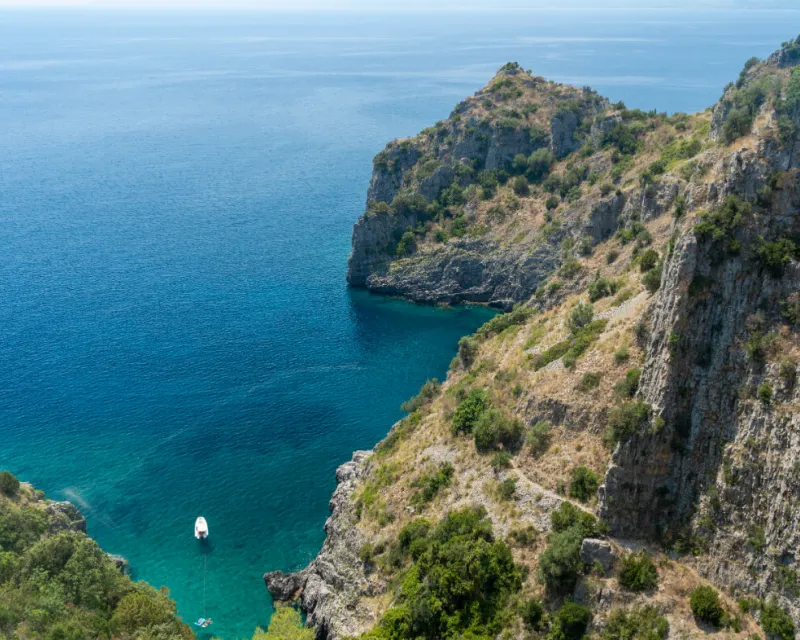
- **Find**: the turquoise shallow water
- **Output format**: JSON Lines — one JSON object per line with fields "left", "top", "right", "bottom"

{"left": 0, "top": 7, "right": 797, "bottom": 639}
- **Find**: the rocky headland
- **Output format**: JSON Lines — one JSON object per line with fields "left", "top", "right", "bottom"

{"left": 267, "top": 40, "right": 800, "bottom": 640}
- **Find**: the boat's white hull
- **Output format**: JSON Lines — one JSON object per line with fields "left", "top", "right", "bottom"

{"left": 194, "top": 517, "right": 208, "bottom": 539}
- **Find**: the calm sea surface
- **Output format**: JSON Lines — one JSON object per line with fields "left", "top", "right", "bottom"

{"left": 0, "top": 8, "right": 796, "bottom": 638}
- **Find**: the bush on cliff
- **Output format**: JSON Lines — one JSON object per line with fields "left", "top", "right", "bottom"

{"left": 473, "top": 409, "right": 524, "bottom": 452}
{"left": 689, "top": 585, "right": 724, "bottom": 627}
{"left": 551, "top": 601, "right": 592, "bottom": 640}
{"left": 363, "top": 507, "right": 522, "bottom": 640}
{"left": 760, "top": 599, "right": 796, "bottom": 640}
{"left": 569, "top": 466, "right": 599, "bottom": 502}
{"left": 452, "top": 388, "right": 489, "bottom": 435}
{"left": 618, "top": 552, "right": 659, "bottom": 592}
{"left": 605, "top": 401, "right": 653, "bottom": 447}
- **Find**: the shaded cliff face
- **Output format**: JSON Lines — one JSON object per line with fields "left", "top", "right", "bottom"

{"left": 272, "top": 41, "right": 800, "bottom": 640}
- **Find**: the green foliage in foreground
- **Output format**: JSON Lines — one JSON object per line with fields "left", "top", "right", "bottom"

{"left": 360, "top": 507, "right": 522, "bottom": 640}
{"left": 252, "top": 606, "right": 314, "bottom": 640}
{"left": 0, "top": 475, "right": 193, "bottom": 640}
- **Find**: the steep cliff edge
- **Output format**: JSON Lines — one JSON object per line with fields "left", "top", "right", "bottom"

{"left": 272, "top": 39, "right": 800, "bottom": 640}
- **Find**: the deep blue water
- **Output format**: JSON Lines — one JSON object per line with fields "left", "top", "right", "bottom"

{"left": 0, "top": 7, "right": 797, "bottom": 639}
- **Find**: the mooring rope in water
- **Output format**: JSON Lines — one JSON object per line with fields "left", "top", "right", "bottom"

{"left": 203, "top": 551, "right": 207, "bottom": 619}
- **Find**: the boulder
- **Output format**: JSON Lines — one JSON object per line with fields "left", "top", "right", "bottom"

{"left": 580, "top": 538, "right": 614, "bottom": 571}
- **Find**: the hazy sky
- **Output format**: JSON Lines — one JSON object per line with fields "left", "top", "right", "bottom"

{"left": 0, "top": 0, "right": 790, "bottom": 9}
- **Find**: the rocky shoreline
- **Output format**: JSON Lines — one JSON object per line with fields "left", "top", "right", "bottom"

{"left": 264, "top": 451, "right": 378, "bottom": 640}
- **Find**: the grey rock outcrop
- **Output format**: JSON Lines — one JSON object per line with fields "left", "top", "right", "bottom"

{"left": 580, "top": 538, "right": 614, "bottom": 571}
{"left": 265, "top": 451, "right": 377, "bottom": 640}
{"left": 46, "top": 500, "right": 87, "bottom": 533}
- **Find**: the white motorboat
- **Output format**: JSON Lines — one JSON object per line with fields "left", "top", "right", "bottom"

{"left": 194, "top": 516, "right": 208, "bottom": 539}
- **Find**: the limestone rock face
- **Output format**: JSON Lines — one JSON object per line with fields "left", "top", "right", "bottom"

{"left": 580, "top": 538, "right": 615, "bottom": 571}
{"left": 345, "top": 66, "right": 607, "bottom": 306}
{"left": 264, "top": 451, "right": 377, "bottom": 640}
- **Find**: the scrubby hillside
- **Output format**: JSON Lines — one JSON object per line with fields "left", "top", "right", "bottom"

{"left": 0, "top": 471, "right": 194, "bottom": 640}
{"left": 269, "top": 38, "right": 800, "bottom": 640}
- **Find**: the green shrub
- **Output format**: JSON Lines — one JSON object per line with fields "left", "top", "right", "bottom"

{"left": 477, "top": 305, "right": 532, "bottom": 339}
{"left": 395, "top": 231, "right": 416, "bottom": 256}
{"left": 491, "top": 452, "right": 512, "bottom": 470}
{"left": 533, "top": 320, "right": 607, "bottom": 371}
{"left": 578, "top": 372, "right": 602, "bottom": 392}
{"left": 618, "top": 552, "right": 659, "bottom": 592}
{"left": 551, "top": 502, "right": 601, "bottom": 538}
{"left": 252, "top": 606, "right": 315, "bottom": 640}
{"left": 538, "top": 527, "right": 584, "bottom": 594}
{"left": 560, "top": 259, "right": 582, "bottom": 280}
{"left": 639, "top": 249, "right": 660, "bottom": 272}
{"left": 498, "top": 478, "right": 517, "bottom": 501}
{"left": 521, "top": 598, "right": 544, "bottom": 631}
{"left": 689, "top": 585, "right": 724, "bottom": 627}
{"left": 371, "top": 507, "right": 522, "bottom": 640}
{"left": 760, "top": 599, "right": 796, "bottom": 640}
{"left": 527, "top": 148, "right": 555, "bottom": 182}
{"left": 694, "top": 196, "right": 750, "bottom": 258}
{"left": 511, "top": 175, "right": 529, "bottom": 196}
{"left": 508, "top": 525, "right": 538, "bottom": 548}
{"left": 401, "top": 379, "right": 441, "bottom": 413}
{"left": 607, "top": 249, "right": 620, "bottom": 264}
{"left": 569, "top": 466, "right": 599, "bottom": 502}
{"left": 642, "top": 262, "right": 663, "bottom": 294}
{"left": 457, "top": 336, "right": 479, "bottom": 369}
{"left": 474, "top": 409, "right": 524, "bottom": 453}
{"left": 527, "top": 420, "right": 551, "bottom": 456}
{"left": 757, "top": 382, "right": 773, "bottom": 405}
{"left": 757, "top": 237, "right": 798, "bottom": 277}
{"left": 588, "top": 277, "right": 620, "bottom": 302}
{"left": 412, "top": 463, "right": 454, "bottom": 506}
{"left": 567, "top": 302, "right": 594, "bottom": 334}
{"left": 614, "top": 346, "right": 630, "bottom": 364}
{"left": 546, "top": 195, "right": 560, "bottom": 210}
{"left": 451, "top": 388, "right": 488, "bottom": 434}
{"left": 0, "top": 472, "right": 20, "bottom": 497}
{"left": 551, "top": 601, "right": 592, "bottom": 640}
{"left": 605, "top": 401, "right": 652, "bottom": 446}
{"left": 615, "top": 368, "right": 642, "bottom": 398}
{"left": 782, "top": 294, "right": 800, "bottom": 328}
{"left": 600, "top": 605, "right": 669, "bottom": 640}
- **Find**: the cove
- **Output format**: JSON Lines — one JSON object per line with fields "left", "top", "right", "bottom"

{"left": 1, "top": 7, "right": 795, "bottom": 639}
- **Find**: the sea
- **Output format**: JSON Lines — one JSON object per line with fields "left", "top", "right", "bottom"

{"left": 0, "top": 7, "right": 796, "bottom": 639}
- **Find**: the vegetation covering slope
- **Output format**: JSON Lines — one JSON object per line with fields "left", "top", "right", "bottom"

{"left": 0, "top": 470, "right": 194, "bottom": 640}
{"left": 271, "top": 36, "right": 800, "bottom": 640}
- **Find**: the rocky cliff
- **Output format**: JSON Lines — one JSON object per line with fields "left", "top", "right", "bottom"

{"left": 270, "top": 39, "right": 800, "bottom": 640}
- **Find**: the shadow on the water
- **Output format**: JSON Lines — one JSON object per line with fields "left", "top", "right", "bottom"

{"left": 197, "top": 536, "right": 215, "bottom": 555}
